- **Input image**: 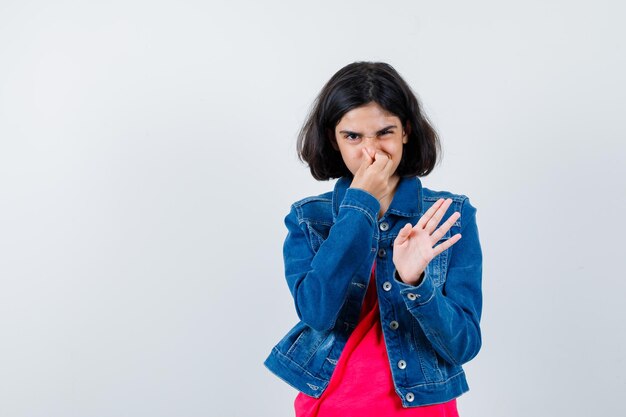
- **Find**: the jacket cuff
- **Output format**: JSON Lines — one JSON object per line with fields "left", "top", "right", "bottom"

{"left": 339, "top": 188, "right": 380, "bottom": 224}
{"left": 394, "top": 268, "right": 436, "bottom": 307}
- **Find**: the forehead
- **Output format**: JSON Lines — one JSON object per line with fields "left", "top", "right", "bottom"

{"left": 336, "top": 102, "right": 400, "bottom": 129}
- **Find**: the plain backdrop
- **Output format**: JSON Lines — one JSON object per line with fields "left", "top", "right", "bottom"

{"left": 1, "top": 1, "right": 625, "bottom": 416}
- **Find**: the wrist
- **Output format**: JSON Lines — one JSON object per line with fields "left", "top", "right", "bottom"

{"left": 394, "top": 269, "right": 425, "bottom": 286}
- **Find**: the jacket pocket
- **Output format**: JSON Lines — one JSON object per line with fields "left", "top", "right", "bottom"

{"left": 285, "top": 325, "right": 329, "bottom": 366}
{"left": 306, "top": 222, "right": 332, "bottom": 253}
{"left": 428, "top": 229, "right": 451, "bottom": 288}
{"left": 411, "top": 319, "right": 444, "bottom": 383}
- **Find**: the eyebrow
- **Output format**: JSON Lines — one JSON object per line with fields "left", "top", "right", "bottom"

{"left": 338, "top": 125, "right": 398, "bottom": 135}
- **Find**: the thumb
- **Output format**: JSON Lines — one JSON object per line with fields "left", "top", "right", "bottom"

{"left": 394, "top": 223, "right": 413, "bottom": 246}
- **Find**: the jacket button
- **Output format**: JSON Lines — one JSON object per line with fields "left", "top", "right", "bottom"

{"left": 407, "top": 293, "right": 418, "bottom": 301}
{"left": 379, "top": 222, "right": 389, "bottom": 231}
{"left": 397, "top": 360, "right": 407, "bottom": 369}
{"left": 377, "top": 248, "right": 386, "bottom": 258}
{"left": 406, "top": 392, "right": 415, "bottom": 402}
{"left": 389, "top": 321, "right": 399, "bottom": 330}
{"left": 382, "top": 281, "right": 392, "bottom": 291}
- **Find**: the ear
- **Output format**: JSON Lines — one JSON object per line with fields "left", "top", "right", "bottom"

{"left": 402, "top": 122, "right": 411, "bottom": 144}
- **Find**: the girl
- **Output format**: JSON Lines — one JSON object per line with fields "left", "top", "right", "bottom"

{"left": 264, "top": 62, "right": 483, "bottom": 416}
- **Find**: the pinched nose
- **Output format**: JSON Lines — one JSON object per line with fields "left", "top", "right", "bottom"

{"left": 362, "top": 138, "right": 381, "bottom": 158}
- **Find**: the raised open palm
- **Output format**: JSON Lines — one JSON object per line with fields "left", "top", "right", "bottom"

{"left": 393, "top": 198, "right": 462, "bottom": 286}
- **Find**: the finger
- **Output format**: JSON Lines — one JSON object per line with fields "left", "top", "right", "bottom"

{"left": 370, "top": 151, "right": 389, "bottom": 170}
{"left": 394, "top": 223, "right": 413, "bottom": 246}
{"left": 424, "top": 198, "right": 453, "bottom": 234}
{"left": 382, "top": 153, "right": 395, "bottom": 177}
{"left": 415, "top": 198, "right": 446, "bottom": 229}
{"left": 433, "top": 233, "right": 462, "bottom": 257}
{"left": 357, "top": 148, "right": 374, "bottom": 173}
{"left": 430, "top": 211, "right": 460, "bottom": 243}
{"left": 363, "top": 148, "right": 374, "bottom": 164}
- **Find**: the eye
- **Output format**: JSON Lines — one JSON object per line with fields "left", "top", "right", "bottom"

{"left": 379, "top": 130, "right": 394, "bottom": 137}
{"left": 344, "top": 133, "right": 361, "bottom": 141}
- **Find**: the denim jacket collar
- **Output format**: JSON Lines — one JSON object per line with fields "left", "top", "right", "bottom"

{"left": 332, "top": 175, "right": 424, "bottom": 221}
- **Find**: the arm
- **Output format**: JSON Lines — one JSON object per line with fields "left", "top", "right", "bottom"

{"left": 283, "top": 188, "right": 380, "bottom": 332}
{"left": 394, "top": 197, "right": 483, "bottom": 366}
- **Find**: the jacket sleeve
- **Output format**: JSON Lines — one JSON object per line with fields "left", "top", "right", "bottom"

{"left": 393, "top": 196, "right": 483, "bottom": 366}
{"left": 283, "top": 188, "right": 380, "bottom": 332}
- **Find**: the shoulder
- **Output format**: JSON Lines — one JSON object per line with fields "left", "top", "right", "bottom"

{"left": 286, "top": 190, "right": 334, "bottom": 226}
{"left": 291, "top": 190, "right": 333, "bottom": 209}
{"left": 422, "top": 185, "right": 469, "bottom": 204}
{"left": 421, "top": 185, "right": 477, "bottom": 229}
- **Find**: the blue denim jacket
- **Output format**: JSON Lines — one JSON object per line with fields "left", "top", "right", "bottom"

{"left": 264, "top": 175, "right": 483, "bottom": 407}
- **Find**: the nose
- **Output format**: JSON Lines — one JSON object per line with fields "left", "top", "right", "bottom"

{"left": 362, "top": 136, "right": 380, "bottom": 157}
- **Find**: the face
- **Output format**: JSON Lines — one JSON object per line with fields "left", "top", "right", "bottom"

{"left": 333, "top": 102, "right": 408, "bottom": 178}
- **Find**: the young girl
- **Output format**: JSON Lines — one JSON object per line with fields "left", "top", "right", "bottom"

{"left": 264, "top": 62, "right": 483, "bottom": 416}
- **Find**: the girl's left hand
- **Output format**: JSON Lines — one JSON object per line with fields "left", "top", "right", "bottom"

{"left": 392, "top": 198, "right": 462, "bottom": 286}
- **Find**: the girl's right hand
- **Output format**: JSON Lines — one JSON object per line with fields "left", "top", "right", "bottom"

{"left": 349, "top": 148, "right": 396, "bottom": 202}
{"left": 392, "top": 198, "right": 462, "bottom": 285}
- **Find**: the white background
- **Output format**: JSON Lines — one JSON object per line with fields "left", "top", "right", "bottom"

{"left": 1, "top": 1, "right": 624, "bottom": 416}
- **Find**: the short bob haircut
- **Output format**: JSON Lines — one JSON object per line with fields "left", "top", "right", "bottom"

{"left": 297, "top": 61, "right": 441, "bottom": 180}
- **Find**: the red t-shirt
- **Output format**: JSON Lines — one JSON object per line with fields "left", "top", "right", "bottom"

{"left": 294, "top": 263, "right": 459, "bottom": 417}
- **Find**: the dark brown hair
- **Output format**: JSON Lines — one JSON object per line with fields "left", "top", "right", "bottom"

{"left": 297, "top": 61, "right": 441, "bottom": 180}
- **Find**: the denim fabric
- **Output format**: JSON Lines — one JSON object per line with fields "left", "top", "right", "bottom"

{"left": 264, "top": 176, "right": 483, "bottom": 408}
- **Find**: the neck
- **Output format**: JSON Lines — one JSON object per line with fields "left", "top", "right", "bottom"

{"left": 378, "top": 175, "right": 401, "bottom": 219}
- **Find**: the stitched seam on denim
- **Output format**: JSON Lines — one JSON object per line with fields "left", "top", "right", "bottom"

{"left": 404, "top": 284, "right": 435, "bottom": 306}
{"left": 412, "top": 320, "right": 433, "bottom": 382}
{"left": 339, "top": 204, "right": 375, "bottom": 224}
{"left": 423, "top": 195, "right": 466, "bottom": 203}
{"left": 294, "top": 203, "right": 303, "bottom": 221}
{"left": 401, "top": 369, "right": 465, "bottom": 389}
{"left": 426, "top": 328, "right": 457, "bottom": 365}
{"left": 307, "top": 226, "right": 325, "bottom": 246}
{"left": 270, "top": 347, "right": 329, "bottom": 383}
{"left": 264, "top": 360, "right": 324, "bottom": 399}
{"left": 459, "top": 196, "right": 469, "bottom": 229}
{"left": 386, "top": 209, "right": 420, "bottom": 217}
{"left": 286, "top": 330, "right": 307, "bottom": 356}
{"left": 300, "top": 219, "right": 333, "bottom": 226}
{"left": 294, "top": 196, "right": 332, "bottom": 207}
{"left": 414, "top": 289, "right": 436, "bottom": 305}
{"left": 451, "top": 197, "right": 466, "bottom": 228}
